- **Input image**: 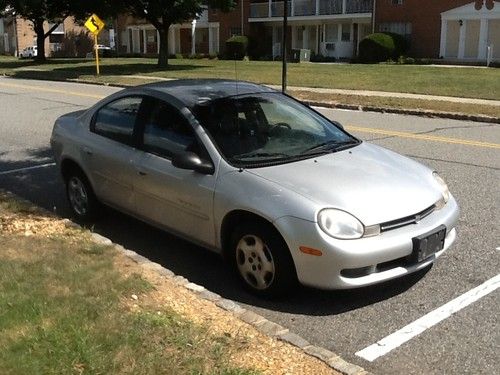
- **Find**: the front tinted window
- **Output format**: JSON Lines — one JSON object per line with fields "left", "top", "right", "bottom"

{"left": 193, "top": 93, "right": 357, "bottom": 167}
{"left": 93, "top": 96, "right": 142, "bottom": 144}
{"left": 142, "top": 99, "right": 196, "bottom": 159}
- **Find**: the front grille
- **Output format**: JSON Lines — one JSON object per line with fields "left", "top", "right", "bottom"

{"left": 380, "top": 204, "right": 436, "bottom": 232}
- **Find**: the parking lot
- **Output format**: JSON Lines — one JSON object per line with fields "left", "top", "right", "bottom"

{"left": 0, "top": 77, "right": 498, "bottom": 374}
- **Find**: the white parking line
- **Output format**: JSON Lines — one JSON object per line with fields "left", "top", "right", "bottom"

{"left": 356, "top": 273, "right": 500, "bottom": 362}
{"left": 0, "top": 162, "right": 56, "bottom": 176}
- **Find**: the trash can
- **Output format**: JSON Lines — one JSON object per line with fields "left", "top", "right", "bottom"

{"left": 291, "top": 48, "right": 310, "bottom": 63}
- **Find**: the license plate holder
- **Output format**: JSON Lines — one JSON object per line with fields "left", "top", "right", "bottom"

{"left": 411, "top": 225, "right": 446, "bottom": 262}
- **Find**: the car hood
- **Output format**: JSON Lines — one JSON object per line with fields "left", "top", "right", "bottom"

{"left": 246, "top": 142, "right": 441, "bottom": 226}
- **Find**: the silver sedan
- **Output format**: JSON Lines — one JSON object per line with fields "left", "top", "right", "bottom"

{"left": 50, "top": 80, "right": 459, "bottom": 297}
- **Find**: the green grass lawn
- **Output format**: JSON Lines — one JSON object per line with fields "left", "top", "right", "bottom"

{"left": 1, "top": 56, "right": 499, "bottom": 100}
{"left": 0, "top": 194, "right": 258, "bottom": 375}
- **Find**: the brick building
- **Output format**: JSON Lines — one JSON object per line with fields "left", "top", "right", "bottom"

{"left": 375, "top": 0, "right": 500, "bottom": 61}
{"left": 117, "top": 2, "right": 250, "bottom": 56}
{"left": 0, "top": 15, "right": 99, "bottom": 57}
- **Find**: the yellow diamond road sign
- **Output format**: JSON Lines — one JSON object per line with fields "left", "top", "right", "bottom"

{"left": 85, "top": 14, "right": 105, "bottom": 35}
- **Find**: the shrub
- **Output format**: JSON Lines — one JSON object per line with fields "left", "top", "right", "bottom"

{"left": 358, "top": 32, "right": 408, "bottom": 63}
{"left": 225, "top": 35, "right": 249, "bottom": 60}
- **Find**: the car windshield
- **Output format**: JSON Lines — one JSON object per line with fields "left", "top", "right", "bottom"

{"left": 193, "top": 93, "right": 359, "bottom": 167}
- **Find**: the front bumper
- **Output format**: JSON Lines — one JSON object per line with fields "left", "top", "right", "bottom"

{"left": 274, "top": 196, "right": 459, "bottom": 289}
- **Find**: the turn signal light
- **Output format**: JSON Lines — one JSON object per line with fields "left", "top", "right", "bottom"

{"left": 299, "top": 246, "right": 323, "bottom": 256}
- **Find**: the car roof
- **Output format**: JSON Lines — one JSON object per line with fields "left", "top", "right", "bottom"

{"left": 134, "top": 79, "right": 277, "bottom": 108}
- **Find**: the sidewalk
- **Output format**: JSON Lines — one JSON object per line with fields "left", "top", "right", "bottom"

{"left": 123, "top": 75, "right": 500, "bottom": 107}
{"left": 270, "top": 85, "right": 500, "bottom": 107}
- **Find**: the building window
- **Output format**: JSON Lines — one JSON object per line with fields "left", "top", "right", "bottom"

{"left": 379, "top": 22, "right": 412, "bottom": 40}
{"left": 392, "top": 0, "right": 403, "bottom": 5}
{"left": 341, "top": 23, "right": 351, "bottom": 42}
{"left": 48, "top": 22, "right": 64, "bottom": 34}
{"left": 230, "top": 27, "right": 242, "bottom": 36}
{"left": 325, "top": 24, "right": 339, "bottom": 42}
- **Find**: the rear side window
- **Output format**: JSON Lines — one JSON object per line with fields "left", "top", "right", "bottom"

{"left": 93, "top": 96, "right": 142, "bottom": 144}
{"left": 141, "top": 99, "right": 196, "bottom": 159}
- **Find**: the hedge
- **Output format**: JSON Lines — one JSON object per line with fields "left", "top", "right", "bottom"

{"left": 358, "top": 32, "right": 409, "bottom": 63}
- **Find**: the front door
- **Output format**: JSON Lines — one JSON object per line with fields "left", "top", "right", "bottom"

{"left": 134, "top": 97, "right": 217, "bottom": 247}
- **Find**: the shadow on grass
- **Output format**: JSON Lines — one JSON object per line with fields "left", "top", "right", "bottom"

{"left": 3, "top": 58, "right": 207, "bottom": 82}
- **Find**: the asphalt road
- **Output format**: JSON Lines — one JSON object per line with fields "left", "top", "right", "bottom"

{"left": 1, "top": 77, "right": 499, "bottom": 375}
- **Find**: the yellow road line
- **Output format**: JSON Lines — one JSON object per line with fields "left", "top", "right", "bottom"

{"left": 346, "top": 125, "right": 500, "bottom": 149}
{"left": 0, "top": 81, "right": 105, "bottom": 99}
{"left": 1, "top": 80, "right": 498, "bottom": 149}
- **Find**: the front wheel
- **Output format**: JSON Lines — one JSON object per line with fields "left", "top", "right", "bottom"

{"left": 65, "top": 170, "right": 100, "bottom": 222}
{"left": 231, "top": 222, "right": 297, "bottom": 297}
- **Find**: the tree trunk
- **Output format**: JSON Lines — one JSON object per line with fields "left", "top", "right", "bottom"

{"left": 33, "top": 19, "right": 46, "bottom": 62}
{"left": 157, "top": 22, "right": 171, "bottom": 68}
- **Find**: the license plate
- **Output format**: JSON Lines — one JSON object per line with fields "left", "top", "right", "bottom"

{"left": 411, "top": 225, "right": 446, "bottom": 262}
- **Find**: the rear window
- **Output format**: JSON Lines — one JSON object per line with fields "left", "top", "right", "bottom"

{"left": 92, "top": 96, "right": 142, "bottom": 145}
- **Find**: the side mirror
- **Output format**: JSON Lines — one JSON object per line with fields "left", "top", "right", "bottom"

{"left": 172, "top": 151, "right": 215, "bottom": 175}
{"left": 332, "top": 121, "right": 344, "bottom": 130}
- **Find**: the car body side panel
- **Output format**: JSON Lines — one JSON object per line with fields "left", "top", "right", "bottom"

{"left": 134, "top": 151, "right": 218, "bottom": 248}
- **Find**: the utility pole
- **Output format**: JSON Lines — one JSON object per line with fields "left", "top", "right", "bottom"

{"left": 282, "top": 0, "right": 288, "bottom": 92}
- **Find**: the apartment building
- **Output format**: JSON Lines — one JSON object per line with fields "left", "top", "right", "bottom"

{"left": 249, "top": 0, "right": 373, "bottom": 59}
{"left": 117, "top": 3, "right": 249, "bottom": 56}
{"left": 375, "top": 0, "right": 500, "bottom": 62}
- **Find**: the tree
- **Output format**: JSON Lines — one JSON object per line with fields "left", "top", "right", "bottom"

{"left": 120, "top": 0, "right": 235, "bottom": 68}
{"left": 0, "top": 1, "right": 71, "bottom": 61}
{"left": 0, "top": 0, "right": 110, "bottom": 61}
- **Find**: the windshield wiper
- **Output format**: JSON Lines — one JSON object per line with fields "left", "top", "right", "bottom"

{"left": 301, "top": 139, "right": 359, "bottom": 155}
{"left": 233, "top": 152, "right": 290, "bottom": 160}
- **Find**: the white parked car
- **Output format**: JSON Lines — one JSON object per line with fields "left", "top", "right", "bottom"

{"left": 19, "top": 46, "right": 37, "bottom": 58}
{"left": 50, "top": 80, "right": 459, "bottom": 297}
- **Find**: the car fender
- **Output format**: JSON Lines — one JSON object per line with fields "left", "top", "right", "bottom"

{"left": 213, "top": 164, "right": 320, "bottom": 249}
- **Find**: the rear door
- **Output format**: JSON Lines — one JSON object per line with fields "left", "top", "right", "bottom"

{"left": 84, "top": 95, "right": 144, "bottom": 213}
{"left": 133, "top": 97, "right": 217, "bottom": 247}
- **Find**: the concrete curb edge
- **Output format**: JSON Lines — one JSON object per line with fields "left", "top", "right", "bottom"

{"left": 105, "top": 238, "right": 370, "bottom": 375}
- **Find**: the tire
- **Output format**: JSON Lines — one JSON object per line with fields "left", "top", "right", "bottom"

{"left": 65, "top": 169, "right": 100, "bottom": 222}
{"left": 230, "top": 222, "right": 297, "bottom": 297}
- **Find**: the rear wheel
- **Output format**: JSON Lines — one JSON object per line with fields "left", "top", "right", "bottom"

{"left": 65, "top": 170, "right": 99, "bottom": 222}
{"left": 231, "top": 222, "right": 297, "bottom": 297}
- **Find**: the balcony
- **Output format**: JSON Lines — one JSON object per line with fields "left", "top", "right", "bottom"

{"left": 271, "top": 1, "right": 291, "bottom": 17}
{"left": 294, "top": 0, "right": 315, "bottom": 16}
{"left": 345, "top": 0, "right": 373, "bottom": 13}
{"left": 319, "top": 0, "right": 343, "bottom": 15}
{"left": 249, "top": 0, "right": 373, "bottom": 18}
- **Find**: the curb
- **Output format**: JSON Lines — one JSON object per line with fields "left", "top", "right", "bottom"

{"left": 303, "top": 100, "right": 500, "bottom": 124}
{"left": 0, "top": 189, "right": 369, "bottom": 375}
{"left": 98, "top": 236, "right": 370, "bottom": 375}
{"left": 3, "top": 73, "right": 498, "bottom": 124}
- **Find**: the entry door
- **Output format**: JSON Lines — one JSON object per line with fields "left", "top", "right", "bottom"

{"left": 134, "top": 98, "right": 217, "bottom": 247}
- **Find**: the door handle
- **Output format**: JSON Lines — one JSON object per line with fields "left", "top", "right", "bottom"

{"left": 83, "top": 147, "right": 93, "bottom": 155}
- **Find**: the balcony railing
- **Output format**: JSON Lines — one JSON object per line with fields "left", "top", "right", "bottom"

{"left": 249, "top": 0, "right": 373, "bottom": 18}
{"left": 250, "top": 2, "right": 269, "bottom": 18}
{"left": 319, "top": 0, "right": 343, "bottom": 15}
{"left": 346, "top": 0, "right": 373, "bottom": 13}
{"left": 271, "top": 1, "right": 292, "bottom": 17}
{"left": 294, "top": 0, "right": 315, "bottom": 16}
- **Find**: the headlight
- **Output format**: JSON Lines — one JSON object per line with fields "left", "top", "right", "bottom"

{"left": 318, "top": 209, "right": 364, "bottom": 239}
{"left": 433, "top": 172, "right": 450, "bottom": 207}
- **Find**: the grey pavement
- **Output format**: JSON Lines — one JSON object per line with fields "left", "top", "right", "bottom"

{"left": 0, "top": 77, "right": 499, "bottom": 375}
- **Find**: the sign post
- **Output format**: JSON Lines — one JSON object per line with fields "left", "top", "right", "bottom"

{"left": 84, "top": 14, "right": 106, "bottom": 75}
